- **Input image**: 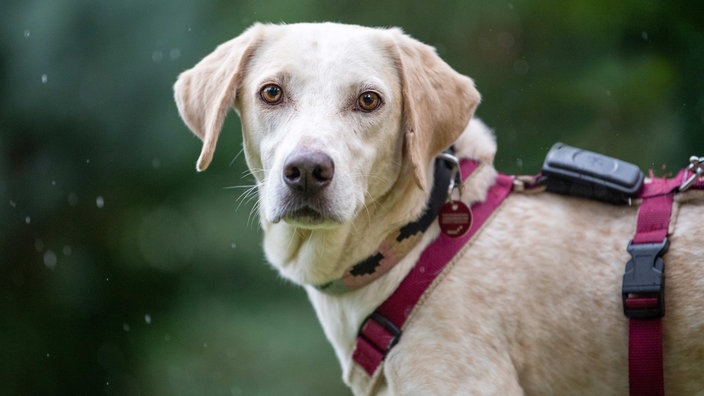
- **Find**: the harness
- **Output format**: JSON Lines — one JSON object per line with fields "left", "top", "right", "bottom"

{"left": 340, "top": 144, "right": 704, "bottom": 395}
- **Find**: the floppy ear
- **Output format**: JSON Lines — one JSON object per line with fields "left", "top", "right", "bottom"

{"left": 392, "top": 29, "right": 481, "bottom": 190}
{"left": 173, "top": 24, "right": 264, "bottom": 171}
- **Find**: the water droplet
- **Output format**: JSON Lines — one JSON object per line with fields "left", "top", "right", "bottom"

{"left": 25, "top": 216, "right": 31, "bottom": 224}
{"left": 96, "top": 196, "right": 104, "bottom": 208}
{"left": 67, "top": 192, "right": 78, "bottom": 206}
{"left": 151, "top": 51, "right": 163, "bottom": 63}
{"left": 203, "top": 342, "right": 208, "bottom": 348}
{"left": 9, "top": 200, "right": 16, "bottom": 208}
{"left": 24, "top": 29, "right": 31, "bottom": 38}
{"left": 231, "top": 242, "right": 237, "bottom": 249}
{"left": 169, "top": 48, "right": 181, "bottom": 60}
{"left": 151, "top": 158, "right": 161, "bottom": 169}
{"left": 513, "top": 59, "right": 530, "bottom": 75}
{"left": 63, "top": 245, "right": 72, "bottom": 256}
{"left": 44, "top": 250, "right": 57, "bottom": 270}
{"left": 35, "top": 239, "right": 45, "bottom": 251}
{"left": 145, "top": 314, "right": 152, "bottom": 324}
{"left": 46, "top": 352, "right": 50, "bottom": 358}
{"left": 123, "top": 323, "right": 131, "bottom": 332}
{"left": 498, "top": 32, "right": 515, "bottom": 49}
{"left": 41, "top": 74, "right": 48, "bottom": 84}
{"left": 641, "top": 31, "right": 648, "bottom": 41}
{"left": 51, "top": 180, "right": 56, "bottom": 187}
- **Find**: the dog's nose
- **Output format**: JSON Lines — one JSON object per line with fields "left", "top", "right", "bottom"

{"left": 283, "top": 151, "right": 335, "bottom": 194}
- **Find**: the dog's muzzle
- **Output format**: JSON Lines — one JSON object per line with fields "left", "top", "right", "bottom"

{"left": 283, "top": 150, "right": 335, "bottom": 194}
{"left": 273, "top": 150, "right": 341, "bottom": 226}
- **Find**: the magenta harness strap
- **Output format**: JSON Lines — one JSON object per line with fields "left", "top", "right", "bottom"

{"left": 352, "top": 159, "right": 702, "bottom": 386}
{"left": 352, "top": 159, "right": 514, "bottom": 376}
{"left": 621, "top": 168, "right": 702, "bottom": 396}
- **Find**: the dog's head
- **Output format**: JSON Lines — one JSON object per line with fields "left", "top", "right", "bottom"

{"left": 174, "top": 23, "right": 480, "bottom": 229}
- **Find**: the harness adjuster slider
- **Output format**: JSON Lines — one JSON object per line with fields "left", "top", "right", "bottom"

{"left": 358, "top": 312, "right": 402, "bottom": 355}
{"left": 621, "top": 238, "right": 669, "bottom": 319}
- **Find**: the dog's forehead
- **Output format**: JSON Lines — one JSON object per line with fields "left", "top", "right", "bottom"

{"left": 250, "top": 24, "right": 396, "bottom": 80}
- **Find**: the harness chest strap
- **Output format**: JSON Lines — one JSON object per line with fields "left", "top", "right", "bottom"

{"left": 352, "top": 159, "right": 515, "bottom": 377}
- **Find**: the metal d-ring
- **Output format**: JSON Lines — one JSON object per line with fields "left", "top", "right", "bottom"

{"left": 680, "top": 155, "right": 704, "bottom": 192}
{"left": 438, "top": 152, "right": 463, "bottom": 202}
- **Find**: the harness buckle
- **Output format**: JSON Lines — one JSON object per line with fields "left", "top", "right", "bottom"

{"left": 358, "top": 311, "right": 402, "bottom": 354}
{"left": 622, "top": 239, "right": 669, "bottom": 319}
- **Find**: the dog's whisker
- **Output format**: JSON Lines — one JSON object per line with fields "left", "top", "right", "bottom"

{"left": 359, "top": 194, "right": 374, "bottom": 228}
{"left": 285, "top": 227, "right": 304, "bottom": 255}
{"left": 247, "top": 200, "right": 262, "bottom": 228}
{"left": 226, "top": 182, "right": 263, "bottom": 223}
{"left": 238, "top": 189, "right": 261, "bottom": 213}
{"left": 230, "top": 183, "right": 257, "bottom": 199}
{"left": 228, "top": 147, "right": 246, "bottom": 168}
{"left": 242, "top": 167, "right": 266, "bottom": 180}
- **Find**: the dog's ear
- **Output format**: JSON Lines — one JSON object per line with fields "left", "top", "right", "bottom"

{"left": 391, "top": 29, "right": 481, "bottom": 190}
{"left": 174, "top": 24, "right": 264, "bottom": 171}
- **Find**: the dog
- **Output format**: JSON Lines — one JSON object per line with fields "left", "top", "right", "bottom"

{"left": 174, "top": 22, "right": 704, "bottom": 395}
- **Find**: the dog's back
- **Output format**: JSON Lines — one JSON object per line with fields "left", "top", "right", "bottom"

{"left": 380, "top": 182, "right": 704, "bottom": 395}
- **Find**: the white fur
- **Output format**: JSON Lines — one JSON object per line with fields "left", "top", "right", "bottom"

{"left": 174, "top": 22, "right": 704, "bottom": 395}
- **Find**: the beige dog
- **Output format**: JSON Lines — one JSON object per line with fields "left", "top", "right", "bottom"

{"left": 174, "top": 23, "right": 704, "bottom": 395}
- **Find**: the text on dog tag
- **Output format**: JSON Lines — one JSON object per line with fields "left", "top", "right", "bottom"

{"left": 439, "top": 201, "right": 472, "bottom": 238}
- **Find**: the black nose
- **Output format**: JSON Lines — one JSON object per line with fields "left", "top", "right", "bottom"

{"left": 283, "top": 151, "right": 335, "bottom": 194}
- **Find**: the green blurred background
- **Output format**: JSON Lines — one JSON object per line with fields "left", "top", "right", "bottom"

{"left": 1, "top": 1, "right": 702, "bottom": 394}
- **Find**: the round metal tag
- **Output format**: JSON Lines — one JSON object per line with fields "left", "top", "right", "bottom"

{"left": 438, "top": 201, "right": 472, "bottom": 238}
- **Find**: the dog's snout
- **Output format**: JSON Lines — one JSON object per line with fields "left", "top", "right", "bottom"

{"left": 283, "top": 151, "right": 335, "bottom": 194}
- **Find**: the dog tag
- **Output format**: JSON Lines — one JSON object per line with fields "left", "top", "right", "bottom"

{"left": 439, "top": 201, "right": 472, "bottom": 238}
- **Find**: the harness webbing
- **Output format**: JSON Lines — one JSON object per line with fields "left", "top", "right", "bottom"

{"left": 352, "top": 159, "right": 514, "bottom": 376}
{"left": 350, "top": 156, "right": 703, "bottom": 392}
{"left": 623, "top": 169, "right": 702, "bottom": 396}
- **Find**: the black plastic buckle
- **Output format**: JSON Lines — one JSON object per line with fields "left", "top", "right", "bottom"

{"left": 621, "top": 239, "right": 669, "bottom": 319}
{"left": 359, "top": 311, "right": 402, "bottom": 353}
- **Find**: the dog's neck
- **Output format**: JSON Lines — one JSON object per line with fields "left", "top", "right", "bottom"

{"left": 260, "top": 119, "right": 499, "bottom": 290}
{"left": 258, "top": 119, "right": 499, "bottom": 381}
{"left": 260, "top": 159, "right": 430, "bottom": 288}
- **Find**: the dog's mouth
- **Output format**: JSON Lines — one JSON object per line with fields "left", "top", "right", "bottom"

{"left": 285, "top": 206, "right": 324, "bottom": 222}
{"left": 272, "top": 201, "right": 344, "bottom": 228}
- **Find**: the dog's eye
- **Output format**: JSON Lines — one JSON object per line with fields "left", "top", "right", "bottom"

{"left": 260, "top": 84, "right": 284, "bottom": 105}
{"left": 357, "top": 91, "right": 382, "bottom": 112}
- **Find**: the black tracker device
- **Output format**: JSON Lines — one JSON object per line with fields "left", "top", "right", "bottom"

{"left": 541, "top": 142, "right": 644, "bottom": 204}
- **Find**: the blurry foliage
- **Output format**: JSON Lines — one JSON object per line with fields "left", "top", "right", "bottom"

{"left": 0, "top": 0, "right": 702, "bottom": 394}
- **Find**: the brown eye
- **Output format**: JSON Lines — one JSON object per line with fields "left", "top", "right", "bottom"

{"left": 357, "top": 91, "right": 382, "bottom": 112}
{"left": 260, "top": 84, "right": 283, "bottom": 104}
